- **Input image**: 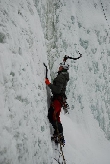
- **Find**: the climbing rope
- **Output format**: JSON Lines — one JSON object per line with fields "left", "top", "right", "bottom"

{"left": 99, "top": 0, "right": 109, "bottom": 118}
{"left": 100, "top": 0, "right": 109, "bottom": 49}
{"left": 55, "top": 119, "right": 66, "bottom": 164}
{"left": 100, "top": 0, "right": 110, "bottom": 30}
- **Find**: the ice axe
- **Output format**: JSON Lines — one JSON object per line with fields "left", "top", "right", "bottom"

{"left": 43, "top": 63, "right": 51, "bottom": 107}
{"left": 43, "top": 63, "right": 48, "bottom": 79}
{"left": 63, "top": 51, "right": 82, "bottom": 63}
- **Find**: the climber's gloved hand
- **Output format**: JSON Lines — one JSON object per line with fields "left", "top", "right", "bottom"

{"left": 45, "top": 78, "right": 51, "bottom": 85}
{"left": 63, "top": 102, "right": 69, "bottom": 114}
{"left": 80, "top": 54, "right": 82, "bottom": 58}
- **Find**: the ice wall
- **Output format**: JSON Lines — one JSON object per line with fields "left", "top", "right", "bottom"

{"left": 0, "top": 0, "right": 53, "bottom": 163}
{"left": 0, "top": 0, "right": 110, "bottom": 163}
{"left": 35, "top": 0, "right": 110, "bottom": 140}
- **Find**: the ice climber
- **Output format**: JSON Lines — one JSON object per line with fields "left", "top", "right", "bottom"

{"left": 45, "top": 54, "right": 82, "bottom": 145}
{"left": 45, "top": 62, "right": 69, "bottom": 145}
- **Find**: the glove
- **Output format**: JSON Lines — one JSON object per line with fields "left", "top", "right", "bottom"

{"left": 80, "top": 54, "right": 82, "bottom": 58}
{"left": 45, "top": 78, "right": 50, "bottom": 85}
{"left": 63, "top": 55, "right": 68, "bottom": 62}
{"left": 63, "top": 102, "right": 69, "bottom": 114}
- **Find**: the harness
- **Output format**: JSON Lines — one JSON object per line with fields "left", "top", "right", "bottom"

{"left": 51, "top": 93, "right": 67, "bottom": 107}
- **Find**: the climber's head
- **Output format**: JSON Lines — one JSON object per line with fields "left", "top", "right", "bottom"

{"left": 59, "top": 62, "right": 69, "bottom": 71}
